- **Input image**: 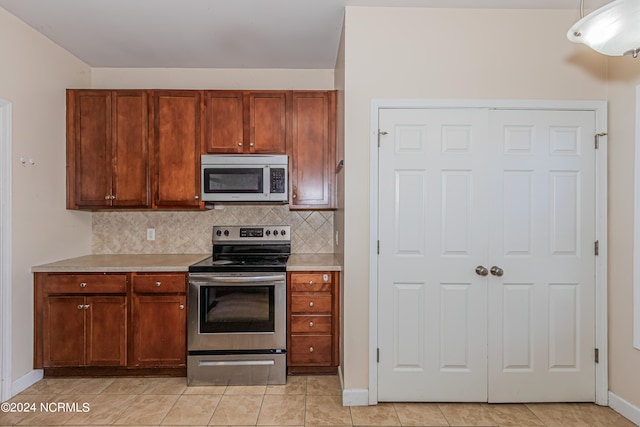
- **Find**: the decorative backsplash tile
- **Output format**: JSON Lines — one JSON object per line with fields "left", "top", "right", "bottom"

{"left": 92, "top": 205, "right": 334, "bottom": 255}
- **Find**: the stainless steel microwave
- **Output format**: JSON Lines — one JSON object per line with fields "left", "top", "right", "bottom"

{"left": 201, "top": 155, "right": 288, "bottom": 202}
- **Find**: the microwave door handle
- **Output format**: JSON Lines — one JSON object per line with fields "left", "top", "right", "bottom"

{"left": 190, "top": 275, "right": 286, "bottom": 283}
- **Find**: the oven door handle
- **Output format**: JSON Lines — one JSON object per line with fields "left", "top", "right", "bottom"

{"left": 190, "top": 275, "right": 285, "bottom": 284}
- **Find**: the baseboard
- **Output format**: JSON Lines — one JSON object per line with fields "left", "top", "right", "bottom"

{"left": 609, "top": 391, "right": 640, "bottom": 426}
{"left": 342, "top": 388, "right": 369, "bottom": 406}
{"left": 12, "top": 369, "right": 43, "bottom": 397}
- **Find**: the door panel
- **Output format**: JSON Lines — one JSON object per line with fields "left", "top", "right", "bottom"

{"left": 378, "top": 108, "right": 489, "bottom": 402}
{"left": 378, "top": 107, "right": 596, "bottom": 403}
{"left": 487, "top": 109, "right": 595, "bottom": 402}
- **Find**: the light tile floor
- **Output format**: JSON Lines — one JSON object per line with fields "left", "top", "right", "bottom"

{"left": 0, "top": 375, "right": 636, "bottom": 426}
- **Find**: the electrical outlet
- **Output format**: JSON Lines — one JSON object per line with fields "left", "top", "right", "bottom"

{"left": 147, "top": 228, "right": 155, "bottom": 241}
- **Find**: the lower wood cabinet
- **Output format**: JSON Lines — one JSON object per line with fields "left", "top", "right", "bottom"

{"left": 34, "top": 271, "right": 187, "bottom": 374}
{"left": 131, "top": 273, "right": 186, "bottom": 367}
{"left": 287, "top": 271, "right": 340, "bottom": 374}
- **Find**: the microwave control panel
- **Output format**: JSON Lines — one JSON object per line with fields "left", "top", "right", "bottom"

{"left": 270, "top": 168, "right": 286, "bottom": 194}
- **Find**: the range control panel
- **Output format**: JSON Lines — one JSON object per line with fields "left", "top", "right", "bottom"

{"left": 212, "top": 225, "right": 291, "bottom": 242}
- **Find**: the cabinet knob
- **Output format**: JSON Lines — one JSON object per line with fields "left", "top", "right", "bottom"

{"left": 155, "top": 281, "right": 161, "bottom": 287}
{"left": 195, "top": 195, "right": 200, "bottom": 200}
{"left": 237, "top": 142, "right": 243, "bottom": 146}
{"left": 179, "top": 304, "right": 184, "bottom": 310}
{"left": 104, "top": 195, "right": 110, "bottom": 200}
{"left": 111, "top": 195, "right": 116, "bottom": 200}
{"left": 309, "top": 301, "right": 314, "bottom": 307}
{"left": 77, "top": 304, "right": 83, "bottom": 310}
{"left": 309, "top": 321, "right": 314, "bottom": 327}
{"left": 292, "top": 194, "right": 297, "bottom": 199}
{"left": 83, "top": 304, "right": 90, "bottom": 310}
{"left": 249, "top": 142, "right": 254, "bottom": 147}
{"left": 309, "top": 346, "right": 314, "bottom": 353}
{"left": 79, "top": 282, "right": 87, "bottom": 288}
{"left": 308, "top": 280, "right": 314, "bottom": 286}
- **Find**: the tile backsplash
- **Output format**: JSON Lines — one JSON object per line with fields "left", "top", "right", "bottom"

{"left": 92, "top": 204, "right": 334, "bottom": 255}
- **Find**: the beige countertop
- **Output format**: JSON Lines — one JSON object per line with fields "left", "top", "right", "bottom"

{"left": 32, "top": 254, "right": 209, "bottom": 273}
{"left": 286, "top": 254, "right": 342, "bottom": 271}
{"left": 32, "top": 253, "right": 342, "bottom": 273}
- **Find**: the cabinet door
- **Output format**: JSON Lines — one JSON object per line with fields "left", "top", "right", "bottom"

{"left": 290, "top": 91, "right": 335, "bottom": 209}
{"left": 111, "top": 91, "right": 149, "bottom": 207}
{"left": 249, "top": 92, "right": 288, "bottom": 154}
{"left": 43, "top": 296, "right": 85, "bottom": 367}
{"left": 85, "top": 296, "right": 127, "bottom": 366}
{"left": 68, "top": 90, "right": 112, "bottom": 209}
{"left": 152, "top": 91, "right": 202, "bottom": 208}
{"left": 204, "top": 91, "right": 244, "bottom": 154}
{"left": 132, "top": 294, "right": 186, "bottom": 366}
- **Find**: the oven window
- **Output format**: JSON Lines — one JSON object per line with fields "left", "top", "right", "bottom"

{"left": 204, "top": 168, "right": 263, "bottom": 193}
{"left": 199, "top": 285, "right": 275, "bottom": 333}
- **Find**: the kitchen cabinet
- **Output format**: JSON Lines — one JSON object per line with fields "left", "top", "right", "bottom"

{"left": 66, "top": 90, "right": 149, "bottom": 209}
{"left": 36, "top": 273, "right": 127, "bottom": 368}
{"left": 130, "top": 273, "right": 187, "bottom": 367}
{"left": 204, "top": 91, "right": 288, "bottom": 154}
{"left": 289, "top": 91, "right": 336, "bottom": 209}
{"left": 151, "top": 90, "right": 202, "bottom": 208}
{"left": 287, "top": 271, "right": 340, "bottom": 373}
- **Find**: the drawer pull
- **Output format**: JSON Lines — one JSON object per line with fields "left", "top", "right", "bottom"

{"left": 309, "top": 301, "right": 314, "bottom": 307}
{"left": 309, "top": 321, "right": 314, "bottom": 327}
{"left": 309, "top": 346, "right": 314, "bottom": 353}
{"left": 179, "top": 304, "right": 184, "bottom": 310}
{"left": 155, "top": 281, "right": 161, "bottom": 287}
{"left": 79, "top": 282, "right": 87, "bottom": 288}
{"left": 308, "top": 280, "right": 314, "bottom": 286}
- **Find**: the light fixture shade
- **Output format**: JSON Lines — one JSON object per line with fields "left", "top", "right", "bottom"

{"left": 567, "top": 0, "right": 640, "bottom": 57}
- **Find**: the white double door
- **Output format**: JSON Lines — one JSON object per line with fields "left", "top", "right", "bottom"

{"left": 377, "top": 108, "right": 596, "bottom": 402}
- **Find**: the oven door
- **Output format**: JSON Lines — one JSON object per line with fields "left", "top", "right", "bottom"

{"left": 201, "top": 164, "right": 269, "bottom": 202}
{"left": 188, "top": 272, "right": 286, "bottom": 351}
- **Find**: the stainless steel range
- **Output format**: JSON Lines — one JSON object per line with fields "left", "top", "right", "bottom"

{"left": 187, "top": 225, "right": 290, "bottom": 386}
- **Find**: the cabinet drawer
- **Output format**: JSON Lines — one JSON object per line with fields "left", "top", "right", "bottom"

{"left": 290, "top": 273, "right": 332, "bottom": 292}
{"left": 291, "top": 295, "right": 332, "bottom": 314}
{"left": 289, "top": 335, "right": 332, "bottom": 365}
{"left": 291, "top": 315, "right": 332, "bottom": 333}
{"left": 44, "top": 274, "right": 127, "bottom": 294}
{"left": 133, "top": 274, "right": 186, "bottom": 293}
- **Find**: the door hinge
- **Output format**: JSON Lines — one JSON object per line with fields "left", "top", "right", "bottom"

{"left": 377, "top": 240, "right": 380, "bottom": 254}
{"left": 377, "top": 348, "right": 380, "bottom": 363}
{"left": 595, "top": 132, "right": 607, "bottom": 149}
{"left": 378, "top": 130, "right": 388, "bottom": 147}
{"left": 595, "top": 240, "right": 599, "bottom": 256}
{"left": 595, "top": 348, "right": 599, "bottom": 363}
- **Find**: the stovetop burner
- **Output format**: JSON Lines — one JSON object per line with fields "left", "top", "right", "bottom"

{"left": 189, "top": 225, "right": 291, "bottom": 273}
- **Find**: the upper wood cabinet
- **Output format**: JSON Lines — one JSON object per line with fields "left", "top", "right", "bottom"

{"left": 66, "top": 90, "right": 149, "bottom": 209}
{"left": 204, "top": 91, "right": 288, "bottom": 154}
{"left": 151, "top": 90, "right": 202, "bottom": 209}
{"left": 289, "top": 91, "right": 336, "bottom": 209}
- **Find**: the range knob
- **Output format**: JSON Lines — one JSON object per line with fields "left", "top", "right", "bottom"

{"left": 281, "top": 229, "right": 286, "bottom": 236}
{"left": 273, "top": 230, "right": 279, "bottom": 236}
{"left": 224, "top": 229, "right": 230, "bottom": 237}
{"left": 265, "top": 230, "right": 271, "bottom": 236}
{"left": 216, "top": 230, "right": 222, "bottom": 237}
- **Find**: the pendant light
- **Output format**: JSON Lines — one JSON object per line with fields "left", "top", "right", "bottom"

{"left": 567, "top": 0, "right": 640, "bottom": 58}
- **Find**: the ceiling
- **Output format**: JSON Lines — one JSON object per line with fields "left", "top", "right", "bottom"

{"left": 0, "top": 0, "right": 611, "bottom": 69}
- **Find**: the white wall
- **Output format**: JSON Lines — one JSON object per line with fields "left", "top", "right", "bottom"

{"left": 341, "top": 6, "right": 609, "bottom": 395}
{"left": 605, "top": 57, "right": 640, "bottom": 409}
{"left": 0, "top": 6, "right": 92, "bottom": 385}
{"left": 92, "top": 68, "right": 333, "bottom": 90}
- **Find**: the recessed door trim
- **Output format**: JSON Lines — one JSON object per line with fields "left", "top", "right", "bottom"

{"left": 368, "top": 98, "right": 608, "bottom": 406}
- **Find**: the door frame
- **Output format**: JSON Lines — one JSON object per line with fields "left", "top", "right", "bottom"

{"left": 0, "top": 99, "right": 12, "bottom": 402}
{"left": 368, "top": 99, "right": 608, "bottom": 406}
